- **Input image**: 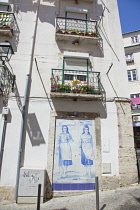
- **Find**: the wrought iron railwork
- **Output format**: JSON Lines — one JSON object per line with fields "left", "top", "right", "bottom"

{"left": 51, "top": 68, "right": 103, "bottom": 94}
{"left": 0, "top": 12, "right": 18, "bottom": 34}
{"left": 56, "top": 17, "right": 98, "bottom": 36}
{"left": 132, "top": 106, "right": 140, "bottom": 114}
{"left": 0, "top": 64, "right": 15, "bottom": 96}
{"left": 126, "top": 59, "right": 134, "bottom": 66}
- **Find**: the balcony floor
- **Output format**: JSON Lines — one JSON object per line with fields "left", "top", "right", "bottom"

{"left": 0, "top": 28, "right": 13, "bottom": 37}
{"left": 50, "top": 92, "right": 102, "bottom": 101}
{"left": 56, "top": 33, "right": 100, "bottom": 44}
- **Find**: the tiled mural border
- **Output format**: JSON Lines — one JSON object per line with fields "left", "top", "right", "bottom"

{"left": 46, "top": 111, "right": 101, "bottom": 198}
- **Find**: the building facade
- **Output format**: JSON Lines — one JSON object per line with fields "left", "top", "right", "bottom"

{"left": 123, "top": 30, "right": 140, "bottom": 182}
{"left": 0, "top": 0, "right": 138, "bottom": 203}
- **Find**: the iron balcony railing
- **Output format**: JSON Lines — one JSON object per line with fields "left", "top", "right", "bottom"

{"left": 0, "top": 11, "right": 18, "bottom": 34}
{"left": 56, "top": 17, "right": 98, "bottom": 37}
{"left": 132, "top": 106, "right": 140, "bottom": 114}
{"left": 126, "top": 58, "right": 134, "bottom": 66}
{"left": 0, "top": 65, "right": 15, "bottom": 95}
{"left": 51, "top": 68, "right": 103, "bottom": 94}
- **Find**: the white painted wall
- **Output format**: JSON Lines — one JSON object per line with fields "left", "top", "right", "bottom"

{"left": 0, "top": 0, "right": 131, "bottom": 187}
{"left": 101, "top": 102, "right": 119, "bottom": 176}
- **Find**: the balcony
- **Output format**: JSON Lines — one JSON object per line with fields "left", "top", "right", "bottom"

{"left": 0, "top": 64, "right": 15, "bottom": 95}
{"left": 0, "top": 12, "right": 18, "bottom": 36}
{"left": 132, "top": 106, "right": 140, "bottom": 114}
{"left": 55, "top": 17, "right": 100, "bottom": 44}
{"left": 50, "top": 69, "right": 104, "bottom": 101}
{"left": 126, "top": 59, "right": 134, "bottom": 66}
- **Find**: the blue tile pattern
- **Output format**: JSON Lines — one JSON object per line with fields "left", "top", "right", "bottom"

{"left": 53, "top": 183, "right": 95, "bottom": 191}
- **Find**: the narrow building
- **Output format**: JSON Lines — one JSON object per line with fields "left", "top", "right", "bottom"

{"left": 123, "top": 30, "right": 140, "bottom": 182}
{"left": 0, "top": 0, "right": 138, "bottom": 203}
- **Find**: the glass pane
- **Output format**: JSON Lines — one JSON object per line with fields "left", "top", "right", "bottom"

{"left": 64, "top": 74, "right": 73, "bottom": 80}
{"left": 137, "top": 105, "right": 140, "bottom": 109}
{"left": 132, "top": 106, "right": 136, "bottom": 110}
{"left": 77, "top": 75, "right": 86, "bottom": 81}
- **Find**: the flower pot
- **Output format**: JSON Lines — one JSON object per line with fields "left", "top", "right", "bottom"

{"left": 64, "top": 31, "right": 69, "bottom": 34}
{"left": 79, "top": 33, "right": 84, "bottom": 36}
{"left": 84, "top": 33, "right": 89, "bottom": 36}
{"left": 56, "top": 30, "right": 63, "bottom": 34}
{"left": 71, "top": 32, "right": 77, "bottom": 35}
{"left": 72, "top": 89, "right": 80, "bottom": 93}
{"left": 90, "top": 33, "right": 97, "bottom": 37}
{"left": 81, "top": 91, "right": 87, "bottom": 94}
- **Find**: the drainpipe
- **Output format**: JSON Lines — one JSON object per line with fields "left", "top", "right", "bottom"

{"left": 14, "top": 0, "right": 40, "bottom": 202}
{"left": 0, "top": 114, "right": 7, "bottom": 170}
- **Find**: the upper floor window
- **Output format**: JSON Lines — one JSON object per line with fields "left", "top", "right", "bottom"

{"left": 127, "top": 69, "right": 137, "bottom": 81}
{"left": 131, "top": 36, "right": 139, "bottom": 44}
{"left": 131, "top": 94, "right": 140, "bottom": 98}
{"left": 126, "top": 53, "right": 134, "bottom": 65}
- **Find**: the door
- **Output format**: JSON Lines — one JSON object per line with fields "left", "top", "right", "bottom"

{"left": 66, "top": 11, "right": 87, "bottom": 32}
{"left": 64, "top": 57, "right": 88, "bottom": 85}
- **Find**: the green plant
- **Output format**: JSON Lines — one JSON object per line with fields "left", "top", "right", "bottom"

{"left": 80, "top": 85, "right": 95, "bottom": 93}
{"left": 0, "top": 14, "right": 9, "bottom": 26}
{"left": 70, "top": 29, "right": 79, "bottom": 34}
{"left": 80, "top": 85, "right": 88, "bottom": 92}
{"left": 57, "top": 84, "right": 71, "bottom": 92}
{"left": 84, "top": 32, "right": 90, "bottom": 36}
{"left": 87, "top": 85, "right": 95, "bottom": 93}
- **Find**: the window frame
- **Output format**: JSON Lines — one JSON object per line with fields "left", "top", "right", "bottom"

{"left": 131, "top": 36, "right": 139, "bottom": 44}
{"left": 127, "top": 69, "right": 137, "bottom": 81}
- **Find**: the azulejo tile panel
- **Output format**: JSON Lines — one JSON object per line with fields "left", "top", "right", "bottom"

{"left": 53, "top": 119, "right": 96, "bottom": 191}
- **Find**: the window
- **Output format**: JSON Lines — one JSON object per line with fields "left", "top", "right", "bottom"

{"left": 131, "top": 36, "right": 139, "bottom": 43}
{"left": 127, "top": 70, "right": 137, "bottom": 81}
{"left": 126, "top": 53, "right": 134, "bottom": 65}
{"left": 64, "top": 57, "right": 88, "bottom": 84}
{"left": 138, "top": 105, "right": 140, "bottom": 109}
{"left": 131, "top": 94, "right": 140, "bottom": 98}
{"left": 64, "top": 74, "right": 73, "bottom": 80}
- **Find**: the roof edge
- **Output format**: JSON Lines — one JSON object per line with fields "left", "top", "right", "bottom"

{"left": 123, "top": 29, "right": 140, "bottom": 35}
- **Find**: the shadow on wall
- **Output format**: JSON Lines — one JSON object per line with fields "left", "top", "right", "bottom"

{"left": 44, "top": 170, "right": 53, "bottom": 201}
{"left": 12, "top": 0, "right": 56, "bottom": 25}
{"left": 27, "top": 113, "right": 46, "bottom": 146}
{"left": 14, "top": 82, "right": 46, "bottom": 147}
{"left": 57, "top": 39, "right": 104, "bottom": 58}
{"left": 51, "top": 98, "right": 107, "bottom": 119}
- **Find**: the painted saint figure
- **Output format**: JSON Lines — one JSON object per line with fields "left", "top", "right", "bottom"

{"left": 80, "top": 125, "right": 94, "bottom": 177}
{"left": 58, "top": 125, "right": 73, "bottom": 178}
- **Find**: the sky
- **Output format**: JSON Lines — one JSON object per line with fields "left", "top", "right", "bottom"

{"left": 117, "top": 0, "right": 140, "bottom": 34}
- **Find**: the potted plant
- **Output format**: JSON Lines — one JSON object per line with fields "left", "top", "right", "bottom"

{"left": 70, "top": 29, "right": 79, "bottom": 35}
{"left": 84, "top": 32, "right": 90, "bottom": 36}
{"left": 0, "top": 13, "right": 10, "bottom": 29}
{"left": 65, "top": 84, "right": 71, "bottom": 93}
{"left": 79, "top": 32, "right": 84, "bottom": 36}
{"left": 51, "top": 85, "right": 58, "bottom": 92}
{"left": 90, "top": 32, "right": 97, "bottom": 37}
{"left": 87, "top": 86, "right": 95, "bottom": 94}
{"left": 64, "top": 30, "right": 69, "bottom": 34}
{"left": 57, "top": 84, "right": 71, "bottom": 93}
{"left": 71, "top": 79, "right": 81, "bottom": 93}
{"left": 56, "top": 29, "right": 63, "bottom": 34}
{"left": 80, "top": 85, "right": 88, "bottom": 93}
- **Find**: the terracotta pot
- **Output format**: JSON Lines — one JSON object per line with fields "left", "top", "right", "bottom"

{"left": 79, "top": 33, "right": 84, "bottom": 36}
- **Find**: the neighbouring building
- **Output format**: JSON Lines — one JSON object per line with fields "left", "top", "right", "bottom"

{"left": 0, "top": 0, "right": 138, "bottom": 203}
{"left": 123, "top": 30, "right": 140, "bottom": 182}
